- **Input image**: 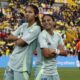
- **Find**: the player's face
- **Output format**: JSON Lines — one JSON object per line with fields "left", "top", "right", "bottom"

{"left": 25, "top": 6, "right": 35, "bottom": 22}
{"left": 42, "top": 15, "right": 54, "bottom": 30}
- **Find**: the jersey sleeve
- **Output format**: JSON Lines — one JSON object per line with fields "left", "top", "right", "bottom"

{"left": 38, "top": 32, "right": 48, "bottom": 48}
{"left": 21, "top": 26, "right": 41, "bottom": 44}
{"left": 58, "top": 33, "right": 64, "bottom": 46}
{"left": 11, "top": 23, "right": 26, "bottom": 37}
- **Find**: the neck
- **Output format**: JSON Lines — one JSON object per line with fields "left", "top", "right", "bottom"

{"left": 47, "top": 28, "right": 54, "bottom": 35}
{"left": 28, "top": 19, "right": 35, "bottom": 27}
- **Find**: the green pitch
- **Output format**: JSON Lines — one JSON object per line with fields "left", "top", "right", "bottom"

{"left": 0, "top": 68, "right": 80, "bottom": 80}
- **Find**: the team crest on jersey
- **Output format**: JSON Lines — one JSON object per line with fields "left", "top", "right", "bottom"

{"left": 48, "top": 42, "right": 51, "bottom": 45}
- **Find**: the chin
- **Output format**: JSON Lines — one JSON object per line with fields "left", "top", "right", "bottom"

{"left": 46, "top": 28, "right": 51, "bottom": 30}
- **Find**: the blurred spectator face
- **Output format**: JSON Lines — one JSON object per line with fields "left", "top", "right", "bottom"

{"left": 8, "top": 18, "right": 15, "bottom": 26}
{"left": 16, "top": 14, "right": 21, "bottom": 22}
{"left": 0, "top": 18, "right": 3, "bottom": 24}
{"left": 0, "top": 8, "right": 4, "bottom": 18}
{"left": 0, "top": 8, "right": 1, "bottom": 12}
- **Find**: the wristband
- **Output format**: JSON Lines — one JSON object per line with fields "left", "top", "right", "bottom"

{"left": 55, "top": 49, "right": 60, "bottom": 55}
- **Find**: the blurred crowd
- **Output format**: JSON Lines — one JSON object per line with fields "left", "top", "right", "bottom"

{"left": 0, "top": 0, "right": 80, "bottom": 56}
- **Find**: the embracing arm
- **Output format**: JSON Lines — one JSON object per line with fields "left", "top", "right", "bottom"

{"left": 57, "top": 44, "right": 67, "bottom": 56}
{"left": 14, "top": 38, "right": 27, "bottom": 47}
{"left": 7, "top": 34, "right": 27, "bottom": 47}
{"left": 41, "top": 48, "right": 56, "bottom": 58}
{"left": 7, "top": 34, "right": 18, "bottom": 41}
{"left": 41, "top": 45, "right": 67, "bottom": 58}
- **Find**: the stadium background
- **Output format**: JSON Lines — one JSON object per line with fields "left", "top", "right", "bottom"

{"left": 0, "top": 0, "right": 80, "bottom": 80}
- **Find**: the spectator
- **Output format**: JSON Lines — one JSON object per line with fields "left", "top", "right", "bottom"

{"left": 0, "top": 8, "right": 4, "bottom": 18}
{"left": 76, "top": 39, "right": 80, "bottom": 69}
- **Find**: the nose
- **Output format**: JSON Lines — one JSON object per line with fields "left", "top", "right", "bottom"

{"left": 44, "top": 20, "right": 48, "bottom": 24}
{"left": 25, "top": 13, "right": 30, "bottom": 18}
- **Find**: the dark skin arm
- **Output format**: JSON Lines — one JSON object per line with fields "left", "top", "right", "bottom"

{"left": 7, "top": 34, "right": 18, "bottom": 42}
{"left": 7, "top": 35, "right": 27, "bottom": 47}
{"left": 58, "top": 44, "right": 67, "bottom": 56}
{"left": 41, "top": 45, "right": 67, "bottom": 58}
{"left": 41, "top": 48, "right": 56, "bottom": 58}
{"left": 14, "top": 38, "right": 27, "bottom": 47}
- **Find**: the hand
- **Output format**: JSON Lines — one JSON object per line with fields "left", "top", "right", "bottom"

{"left": 49, "top": 48, "right": 56, "bottom": 54}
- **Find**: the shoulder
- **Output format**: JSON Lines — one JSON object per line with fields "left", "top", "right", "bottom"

{"left": 33, "top": 25, "right": 41, "bottom": 31}
{"left": 21, "top": 23, "right": 28, "bottom": 27}
{"left": 54, "top": 31, "right": 62, "bottom": 38}
{"left": 28, "top": 25, "right": 41, "bottom": 35}
{"left": 39, "top": 30, "right": 48, "bottom": 38}
{"left": 18, "top": 23, "right": 28, "bottom": 29}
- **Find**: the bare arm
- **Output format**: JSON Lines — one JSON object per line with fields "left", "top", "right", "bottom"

{"left": 41, "top": 48, "right": 56, "bottom": 58}
{"left": 58, "top": 44, "right": 67, "bottom": 56}
{"left": 14, "top": 38, "right": 27, "bottom": 47}
{"left": 7, "top": 35, "right": 18, "bottom": 42}
{"left": 7, "top": 35, "right": 27, "bottom": 47}
{"left": 41, "top": 45, "right": 67, "bottom": 58}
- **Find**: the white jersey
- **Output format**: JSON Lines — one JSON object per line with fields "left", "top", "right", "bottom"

{"left": 8, "top": 22, "right": 41, "bottom": 74}
{"left": 37, "top": 30, "right": 64, "bottom": 75}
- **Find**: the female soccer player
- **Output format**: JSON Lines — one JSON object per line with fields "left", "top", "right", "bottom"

{"left": 4, "top": 4, "right": 41, "bottom": 80}
{"left": 35, "top": 14, "right": 67, "bottom": 80}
